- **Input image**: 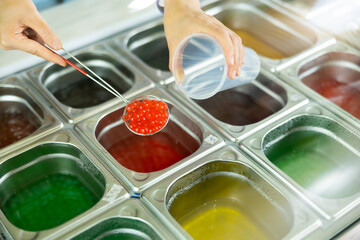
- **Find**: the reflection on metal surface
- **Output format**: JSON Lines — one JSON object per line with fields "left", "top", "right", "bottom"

{"left": 127, "top": 25, "right": 169, "bottom": 71}
{"left": 0, "top": 143, "right": 106, "bottom": 231}
{"left": 41, "top": 53, "right": 134, "bottom": 109}
{"left": 306, "top": 0, "right": 360, "bottom": 49}
{"left": 274, "top": 0, "right": 340, "bottom": 17}
{"left": 0, "top": 86, "right": 43, "bottom": 149}
{"left": 95, "top": 104, "right": 201, "bottom": 173}
{"left": 274, "top": 0, "right": 360, "bottom": 49}
{"left": 128, "top": 0, "right": 156, "bottom": 11}
{"left": 208, "top": 1, "right": 317, "bottom": 59}
{"left": 298, "top": 52, "right": 360, "bottom": 119}
{"left": 71, "top": 217, "right": 161, "bottom": 240}
{"left": 263, "top": 115, "right": 360, "bottom": 199}
{"left": 194, "top": 74, "right": 287, "bottom": 125}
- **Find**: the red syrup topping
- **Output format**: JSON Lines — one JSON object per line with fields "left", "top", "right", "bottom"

{"left": 107, "top": 131, "right": 192, "bottom": 173}
{"left": 0, "top": 112, "right": 39, "bottom": 149}
{"left": 303, "top": 76, "right": 360, "bottom": 119}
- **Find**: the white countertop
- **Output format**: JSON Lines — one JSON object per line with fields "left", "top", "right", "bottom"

{"left": 0, "top": 0, "right": 162, "bottom": 79}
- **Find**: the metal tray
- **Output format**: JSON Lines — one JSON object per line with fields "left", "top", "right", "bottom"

{"left": 0, "top": 2, "right": 359, "bottom": 239}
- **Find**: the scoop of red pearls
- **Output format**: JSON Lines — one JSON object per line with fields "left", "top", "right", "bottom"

{"left": 123, "top": 97, "right": 169, "bottom": 135}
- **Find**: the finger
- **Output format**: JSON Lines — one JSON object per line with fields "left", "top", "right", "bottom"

{"left": 168, "top": 38, "right": 182, "bottom": 72}
{"left": 230, "top": 33, "right": 241, "bottom": 77}
{"left": 171, "top": 47, "right": 185, "bottom": 84}
{"left": 239, "top": 39, "right": 245, "bottom": 65}
{"left": 24, "top": 13, "right": 62, "bottom": 50}
{"left": 174, "top": 66, "right": 185, "bottom": 85}
{"left": 239, "top": 44, "right": 245, "bottom": 76}
{"left": 14, "top": 38, "right": 66, "bottom": 66}
{"left": 213, "top": 30, "right": 236, "bottom": 80}
{"left": 168, "top": 48, "right": 173, "bottom": 72}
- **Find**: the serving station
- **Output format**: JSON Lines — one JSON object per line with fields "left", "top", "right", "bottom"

{"left": 0, "top": 0, "right": 359, "bottom": 239}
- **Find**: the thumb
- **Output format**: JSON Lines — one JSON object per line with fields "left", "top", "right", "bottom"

{"left": 169, "top": 44, "right": 185, "bottom": 84}
{"left": 14, "top": 37, "right": 66, "bottom": 66}
{"left": 25, "top": 13, "right": 62, "bottom": 50}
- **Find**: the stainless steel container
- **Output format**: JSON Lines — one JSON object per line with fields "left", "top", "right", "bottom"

{"left": 240, "top": 102, "right": 360, "bottom": 238}
{"left": 113, "top": 20, "right": 174, "bottom": 85}
{"left": 276, "top": 40, "right": 360, "bottom": 129}
{"left": 203, "top": 0, "right": 332, "bottom": 71}
{"left": 75, "top": 87, "right": 226, "bottom": 193}
{"left": 167, "top": 68, "right": 308, "bottom": 142}
{"left": 25, "top": 41, "right": 155, "bottom": 124}
{"left": 142, "top": 145, "right": 322, "bottom": 240}
{"left": 0, "top": 75, "right": 62, "bottom": 156}
{"left": 0, "top": 130, "right": 129, "bottom": 240}
{"left": 58, "top": 198, "right": 176, "bottom": 239}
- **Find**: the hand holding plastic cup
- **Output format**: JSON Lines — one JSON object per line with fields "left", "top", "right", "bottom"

{"left": 172, "top": 34, "right": 260, "bottom": 100}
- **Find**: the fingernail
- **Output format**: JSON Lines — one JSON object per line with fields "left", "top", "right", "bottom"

{"left": 51, "top": 39, "right": 62, "bottom": 50}
{"left": 57, "top": 60, "right": 66, "bottom": 67}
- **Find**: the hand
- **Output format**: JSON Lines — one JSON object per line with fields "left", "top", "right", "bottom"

{"left": 164, "top": 0, "right": 244, "bottom": 80}
{"left": 0, "top": 0, "right": 66, "bottom": 66}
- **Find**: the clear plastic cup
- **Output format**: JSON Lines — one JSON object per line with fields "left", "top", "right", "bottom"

{"left": 172, "top": 34, "right": 261, "bottom": 100}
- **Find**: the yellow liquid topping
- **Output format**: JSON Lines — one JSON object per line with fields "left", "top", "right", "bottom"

{"left": 178, "top": 199, "right": 270, "bottom": 240}
{"left": 230, "top": 29, "right": 287, "bottom": 59}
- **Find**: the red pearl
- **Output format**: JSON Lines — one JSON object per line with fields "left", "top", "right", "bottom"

{"left": 124, "top": 98, "right": 169, "bottom": 135}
